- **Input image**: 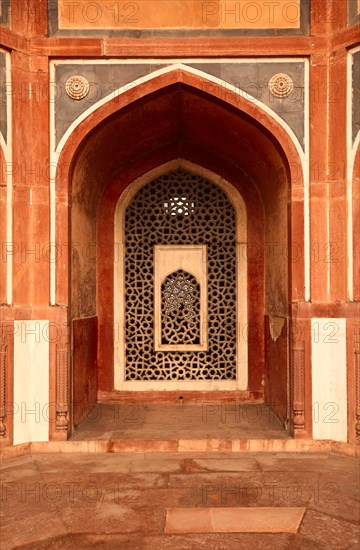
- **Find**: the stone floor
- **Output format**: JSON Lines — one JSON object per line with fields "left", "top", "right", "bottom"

{"left": 70, "top": 403, "right": 290, "bottom": 441}
{"left": 1, "top": 450, "right": 359, "bottom": 549}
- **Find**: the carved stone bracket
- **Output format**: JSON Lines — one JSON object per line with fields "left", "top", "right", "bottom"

{"left": 0, "top": 328, "right": 7, "bottom": 438}
{"left": 56, "top": 344, "right": 69, "bottom": 432}
{"left": 356, "top": 349, "right": 360, "bottom": 437}
{"left": 292, "top": 345, "right": 305, "bottom": 430}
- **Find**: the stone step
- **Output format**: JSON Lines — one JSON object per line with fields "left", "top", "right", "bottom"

{"left": 2, "top": 438, "right": 358, "bottom": 459}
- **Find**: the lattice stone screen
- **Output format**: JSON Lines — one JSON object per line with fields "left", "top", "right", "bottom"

{"left": 161, "top": 269, "right": 201, "bottom": 345}
{"left": 154, "top": 244, "right": 208, "bottom": 351}
{"left": 124, "top": 169, "right": 237, "bottom": 381}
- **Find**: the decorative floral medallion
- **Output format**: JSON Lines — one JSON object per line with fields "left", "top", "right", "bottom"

{"left": 269, "top": 73, "right": 294, "bottom": 98}
{"left": 65, "top": 75, "right": 90, "bottom": 100}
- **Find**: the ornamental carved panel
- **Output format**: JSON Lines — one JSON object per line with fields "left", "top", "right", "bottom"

{"left": 154, "top": 245, "right": 207, "bottom": 352}
{"left": 124, "top": 169, "right": 237, "bottom": 381}
{"left": 161, "top": 269, "right": 201, "bottom": 346}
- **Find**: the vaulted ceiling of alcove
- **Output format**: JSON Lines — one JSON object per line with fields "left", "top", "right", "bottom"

{"left": 71, "top": 83, "right": 289, "bottom": 216}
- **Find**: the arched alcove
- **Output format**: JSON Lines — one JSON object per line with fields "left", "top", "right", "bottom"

{"left": 55, "top": 74, "right": 305, "bottom": 431}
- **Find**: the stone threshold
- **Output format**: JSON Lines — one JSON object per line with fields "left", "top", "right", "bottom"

{"left": 98, "top": 390, "right": 264, "bottom": 404}
{"left": 1, "top": 438, "right": 359, "bottom": 459}
{"left": 165, "top": 507, "right": 306, "bottom": 534}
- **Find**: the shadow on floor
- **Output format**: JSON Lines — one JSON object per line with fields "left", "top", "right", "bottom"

{"left": 70, "top": 403, "right": 291, "bottom": 441}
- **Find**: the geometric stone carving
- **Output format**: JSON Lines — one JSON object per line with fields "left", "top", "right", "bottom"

{"left": 65, "top": 75, "right": 90, "bottom": 100}
{"left": 269, "top": 73, "right": 294, "bottom": 98}
{"left": 0, "top": 327, "right": 7, "bottom": 438}
{"left": 55, "top": 341, "right": 69, "bottom": 432}
{"left": 356, "top": 349, "right": 360, "bottom": 437}
{"left": 124, "top": 169, "right": 237, "bottom": 381}
{"left": 162, "top": 269, "right": 201, "bottom": 345}
{"left": 154, "top": 244, "right": 207, "bottom": 351}
{"left": 292, "top": 345, "right": 305, "bottom": 430}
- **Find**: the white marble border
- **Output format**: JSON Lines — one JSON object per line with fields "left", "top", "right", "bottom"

{"left": 0, "top": 48, "right": 12, "bottom": 305}
{"left": 347, "top": 45, "right": 360, "bottom": 301}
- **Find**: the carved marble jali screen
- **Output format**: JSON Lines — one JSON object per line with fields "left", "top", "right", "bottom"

{"left": 124, "top": 169, "right": 237, "bottom": 381}
{"left": 161, "top": 269, "right": 201, "bottom": 346}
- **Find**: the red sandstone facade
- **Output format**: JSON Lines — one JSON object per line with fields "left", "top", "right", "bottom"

{"left": 0, "top": 0, "right": 359, "bottom": 449}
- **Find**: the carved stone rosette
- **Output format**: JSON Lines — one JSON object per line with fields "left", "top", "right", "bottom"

{"left": 65, "top": 75, "right": 90, "bottom": 100}
{"left": 268, "top": 73, "right": 294, "bottom": 98}
{"left": 0, "top": 328, "right": 7, "bottom": 438}
{"left": 356, "top": 349, "right": 360, "bottom": 437}
{"left": 56, "top": 344, "right": 69, "bottom": 432}
{"left": 292, "top": 345, "right": 305, "bottom": 430}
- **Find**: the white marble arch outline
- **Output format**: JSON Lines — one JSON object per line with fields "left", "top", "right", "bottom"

{"left": 114, "top": 159, "right": 248, "bottom": 391}
{"left": 347, "top": 45, "right": 360, "bottom": 301}
{"left": 0, "top": 48, "right": 12, "bottom": 305}
{"left": 50, "top": 60, "right": 309, "bottom": 305}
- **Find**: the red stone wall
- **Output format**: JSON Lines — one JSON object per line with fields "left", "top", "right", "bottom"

{"left": 264, "top": 316, "right": 288, "bottom": 426}
{"left": 72, "top": 316, "right": 98, "bottom": 428}
{"left": 0, "top": 0, "right": 359, "bottom": 446}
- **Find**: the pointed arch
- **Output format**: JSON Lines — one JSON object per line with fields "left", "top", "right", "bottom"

{"left": 54, "top": 65, "right": 306, "bottom": 307}
{"left": 55, "top": 66, "right": 305, "bottom": 194}
{"left": 113, "top": 160, "right": 248, "bottom": 391}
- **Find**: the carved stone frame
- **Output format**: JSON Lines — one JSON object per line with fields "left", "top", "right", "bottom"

{"left": 114, "top": 159, "right": 248, "bottom": 391}
{"left": 154, "top": 245, "right": 208, "bottom": 352}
